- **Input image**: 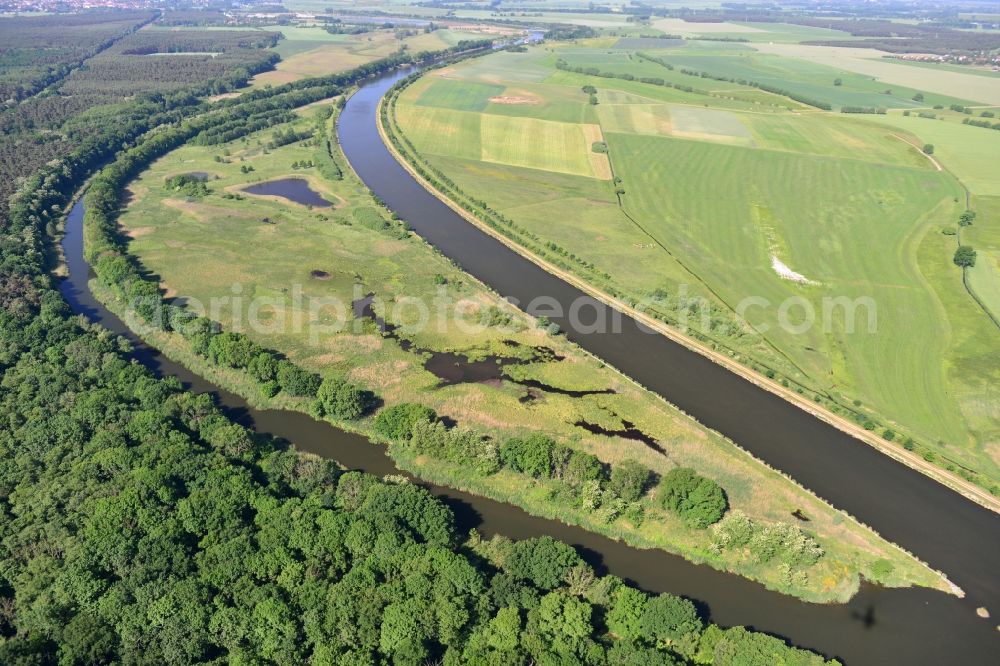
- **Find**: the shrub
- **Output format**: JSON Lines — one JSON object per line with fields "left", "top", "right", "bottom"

{"left": 408, "top": 419, "right": 499, "bottom": 475}
{"left": 659, "top": 468, "right": 727, "bottom": 528}
{"left": 953, "top": 245, "right": 977, "bottom": 268}
{"left": 247, "top": 351, "right": 279, "bottom": 382}
{"left": 505, "top": 536, "right": 582, "bottom": 590}
{"left": 276, "top": 361, "right": 321, "bottom": 397}
{"left": 609, "top": 460, "right": 652, "bottom": 502}
{"left": 871, "top": 558, "right": 895, "bottom": 582}
{"left": 606, "top": 586, "right": 647, "bottom": 640}
{"left": 564, "top": 450, "right": 604, "bottom": 487}
{"left": 312, "top": 376, "right": 373, "bottom": 420}
{"left": 712, "top": 511, "right": 823, "bottom": 567}
{"left": 640, "top": 593, "right": 702, "bottom": 643}
{"left": 207, "top": 332, "right": 260, "bottom": 368}
{"left": 374, "top": 403, "right": 437, "bottom": 440}
{"left": 500, "top": 434, "right": 555, "bottom": 478}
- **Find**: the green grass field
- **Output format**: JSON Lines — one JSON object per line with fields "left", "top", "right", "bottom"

{"left": 751, "top": 43, "right": 1000, "bottom": 106}
{"left": 872, "top": 113, "right": 1000, "bottom": 196}
{"left": 479, "top": 114, "right": 606, "bottom": 177}
{"left": 108, "top": 95, "right": 949, "bottom": 603}
{"left": 965, "top": 197, "right": 1000, "bottom": 325}
{"left": 651, "top": 18, "right": 865, "bottom": 43}
{"left": 646, "top": 49, "right": 979, "bottom": 110}
{"left": 391, "top": 42, "right": 1000, "bottom": 487}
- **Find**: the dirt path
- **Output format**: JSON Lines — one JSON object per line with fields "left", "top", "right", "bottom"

{"left": 892, "top": 133, "right": 944, "bottom": 171}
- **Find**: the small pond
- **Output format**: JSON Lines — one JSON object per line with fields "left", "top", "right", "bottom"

{"left": 243, "top": 178, "right": 331, "bottom": 207}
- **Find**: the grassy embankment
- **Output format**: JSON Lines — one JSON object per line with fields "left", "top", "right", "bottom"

{"left": 99, "top": 95, "right": 951, "bottom": 603}
{"left": 386, "top": 42, "right": 1000, "bottom": 496}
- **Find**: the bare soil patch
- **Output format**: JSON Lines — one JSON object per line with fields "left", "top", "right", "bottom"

{"left": 162, "top": 198, "right": 256, "bottom": 222}
{"left": 125, "top": 226, "right": 155, "bottom": 238}
{"left": 489, "top": 95, "right": 539, "bottom": 105}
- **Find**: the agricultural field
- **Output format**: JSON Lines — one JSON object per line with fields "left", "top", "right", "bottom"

{"left": 966, "top": 196, "right": 1000, "bottom": 323}
{"left": 110, "top": 97, "right": 947, "bottom": 603}
{"left": 389, "top": 42, "right": 1000, "bottom": 488}
{"left": 651, "top": 18, "right": 864, "bottom": 43}
{"left": 635, "top": 44, "right": 981, "bottom": 110}
{"left": 751, "top": 43, "right": 1000, "bottom": 106}
{"left": 249, "top": 27, "right": 400, "bottom": 86}
{"left": 245, "top": 24, "right": 491, "bottom": 87}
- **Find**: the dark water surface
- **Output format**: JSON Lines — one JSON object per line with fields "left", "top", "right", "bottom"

{"left": 244, "top": 177, "right": 331, "bottom": 207}
{"left": 54, "top": 67, "right": 1000, "bottom": 665}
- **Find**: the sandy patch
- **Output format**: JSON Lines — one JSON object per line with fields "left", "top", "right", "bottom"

{"left": 126, "top": 226, "right": 155, "bottom": 238}
{"left": 162, "top": 198, "right": 255, "bottom": 223}
{"left": 250, "top": 69, "right": 304, "bottom": 87}
{"left": 122, "top": 185, "right": 149, "bottom": 208}
{"left": 207, "top": 92, "right": 240, "bottom": 102}
{"left": 489, "top": 95, "right": 540, "bottom": 105}
{"left": 331, "top": 334, "right": 383, "bottom": 355}
{"left": 986, "top": 442, "right": 1000, "bottom": 469}
{"left": 771, "top": 256, "right": 819, "bottom": 285}
{"left": 371, "top": 238, "right": 406, "bottom": 257}
{"left": 311, "top": 352, "right": 346, "bottom": 365}
{"left": 160, "top": 284, "right": 177, "bottom": 298}
{"left": 350, "top": 359, "right": 409, "bottom": 388}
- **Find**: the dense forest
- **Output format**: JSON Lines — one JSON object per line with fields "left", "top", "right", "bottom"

{"left": 0, "top": 12, "right": 836, "bottom": 664}
{"left": 61, "top": 30, "right": 282, "bottom": 97}
{"left": 0, "top": 12, "right": 154, "bottom": 104}
{"left": 0, "top": 16, "right": 278, "bottom": 227}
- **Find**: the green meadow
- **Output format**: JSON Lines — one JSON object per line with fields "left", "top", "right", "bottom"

{"left": 641, "top": 48, "right": 980, "bottom": 110}
{"left": 651, "top": 18, "right": 866, "bottom": 43}
{"left": 108, "top": 95, "right": 949, "bottom": 603}
{"left": 390, "top": 42, "right": 1000, "bottom": 488}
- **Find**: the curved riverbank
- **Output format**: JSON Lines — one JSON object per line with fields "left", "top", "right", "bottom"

{"left": 54, "top": 67, "right": 1000, "bottom": 664}
{"left": 61, "top": 184, "right": 1000, "bottom": 666}
{"left": 380, "top": 76, "right": 998, "bottom": 516}
{"left": 339, "top": 68, "right": 1000, "bottom": 662}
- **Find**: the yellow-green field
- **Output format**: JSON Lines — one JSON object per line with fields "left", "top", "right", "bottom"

{"left": 249, "top": 26, "right": 488, "bottom": 87}
{"left": 389, "top": 42, "right": 1000, "bottom": 489}
{"left": 107, "top": 97, "right": 948, "bottom": 603}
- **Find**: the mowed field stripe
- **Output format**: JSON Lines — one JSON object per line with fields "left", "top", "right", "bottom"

{"left": 479, "top": 114, "right": 605, "bottom": 179}
{"left": 582, "top": 124, "right": 612, "bottom": 180}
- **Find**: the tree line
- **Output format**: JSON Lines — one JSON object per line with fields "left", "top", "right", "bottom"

{"left": 633, "top": 52, "right": 835, "bottom": 110}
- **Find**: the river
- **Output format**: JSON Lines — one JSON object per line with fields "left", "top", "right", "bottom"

{"left": 56, "top": 68, "right": 1000, "bottom": 665}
